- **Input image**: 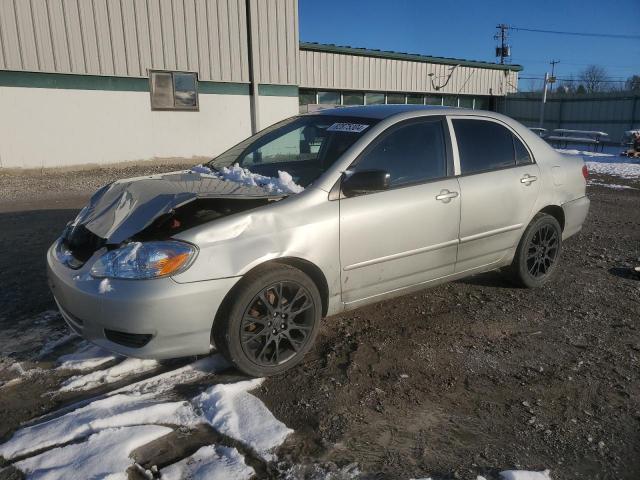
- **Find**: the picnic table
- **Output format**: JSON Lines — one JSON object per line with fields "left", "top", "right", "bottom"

{"left": 546, "top": 129, "right": 609, "bottom": 151}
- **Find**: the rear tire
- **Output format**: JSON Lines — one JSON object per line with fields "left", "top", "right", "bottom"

{"left": 509, "top": 213, "right": 562, "bottom": 288}
{"left": 212, "top": 263, "right": 322, "bottom": 377}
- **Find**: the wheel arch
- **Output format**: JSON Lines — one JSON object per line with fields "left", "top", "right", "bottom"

{"left": 214, "top": 257, "right": 330, "bottom": 329}
{"left": 539, "top": 205, "right": 565, "bottom": 231}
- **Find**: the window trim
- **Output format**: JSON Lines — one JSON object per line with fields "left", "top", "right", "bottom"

{"left": 149, "top": 69, "right": 199, "bottom": 111}
{"left": 447, "top": 115, "right": 537, "bottom": 178}
{"left": 341, "top": 115, "right": 454, "bottom": 196}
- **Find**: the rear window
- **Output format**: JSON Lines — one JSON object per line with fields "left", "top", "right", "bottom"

{"left": 453, "top": 119, "right": 515, "bottom": 174}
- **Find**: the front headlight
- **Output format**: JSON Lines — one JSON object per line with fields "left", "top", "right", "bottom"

{"left": 90, "top": 241, "right": 197, "bottom": 279}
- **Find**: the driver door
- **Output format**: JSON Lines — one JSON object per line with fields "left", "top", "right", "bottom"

{"left": 339, "top": 117, "right": 461, "bottom": 305}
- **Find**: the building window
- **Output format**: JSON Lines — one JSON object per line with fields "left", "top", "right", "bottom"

{"left": 458, "top": 96, "right": 474, "bottom": 109}
{"left": 365, "top": 92, "right": 385, "bottom": 105}
{"left": 386, "top": 93, "right": 406, "bottom": 104}
{"left": 442, "top": 95, "right": 458, "bottom": 107}
{"left": 317, "top": 91, "right": 341, "bottom": 105}
{"left": 343, "top": 91, "right": 364, "bottom": 105}
{"left": 150, "top": 70, "right": 198, "bottom": 111}
{"left": 299, "top": 89, "right": 317, "bottom": 106}
{"left": 407, "top": 94, "right": 424, "bottom": 104}
{"left": 474, "top": 96, "right": 490, "bottom": 110}
{"left": 424, "top": 95, "right": 443, "bottom": 106}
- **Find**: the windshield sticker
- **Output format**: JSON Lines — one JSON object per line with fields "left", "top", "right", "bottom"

{"left": 327, "top": 123, "right": 369, "bottom": 133}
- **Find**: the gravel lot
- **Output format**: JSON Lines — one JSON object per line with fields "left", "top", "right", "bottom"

{"left": 0, "top": 160, "right": 638, "bottom": 479}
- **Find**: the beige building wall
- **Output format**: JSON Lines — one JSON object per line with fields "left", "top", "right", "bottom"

{"left": 0, "top": 85, "right": 257, "bottom": 168}
{"left": 0, "top": 0, "right": 299, "bottom": 85}
{"left": 299, "top": 48, "right": 519, "bottom": 96}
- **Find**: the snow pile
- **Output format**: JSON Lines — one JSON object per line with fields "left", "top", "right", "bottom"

{"left": 192, "top": 163, "right": 304, "bottom": 194}
{"left": 557, "top": 149, "right": 640, "bottom": 180}
{"left": 37, "top": 332, "right": 77, "bottom": 359}
{"left": 15, "top": 425, "right": 171, "bottom": 480}
{"left": 500, "top": 470, "right": 552, "bottom": 480}
{"left": 161, "top": 445, "right": 255, "bottom": 480}
{"left": 194, "top": 378, "right": 293, "bottom": 461}
{"left": 0, "top": 354, "right": 292, "bottom": 479}
{"left": 56, "top": 341, "right": 117, "bottom": 371}
{"left": 0, "top": 393, "right": 198, "bottom": 459}
{"left": 113, "top": 355, "right": 229, "bottom": 397}
{"left": 59, "top": 358, "right": 158, "bottom": 392}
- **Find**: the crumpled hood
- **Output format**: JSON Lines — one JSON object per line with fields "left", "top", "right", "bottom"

{"left": 73, "top": 170, "right": 284, "bottom": 243}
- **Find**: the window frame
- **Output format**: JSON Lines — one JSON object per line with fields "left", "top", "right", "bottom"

{"left": 448, "top": 116, "right": 537, "bottom": 177}
{"left": 149, "top": 69, "right": 199, "bottom": 111}
{"left": 343, "top": 115, "right": 455, "bottom": 196}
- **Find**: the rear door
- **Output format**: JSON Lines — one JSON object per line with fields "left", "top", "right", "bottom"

{"left": 450, "top": 117, "right": 541, "bottom": 272}
{"left": 339, "top": 117, "right": 461, "bottom": 305}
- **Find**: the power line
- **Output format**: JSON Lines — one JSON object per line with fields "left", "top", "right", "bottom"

{"left": 511, "top": 26, "right": 640, "bottom": 40}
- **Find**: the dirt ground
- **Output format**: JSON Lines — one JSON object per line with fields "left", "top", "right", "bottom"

{"left": 0, "top": 162, "right": 638, "bottom": 479}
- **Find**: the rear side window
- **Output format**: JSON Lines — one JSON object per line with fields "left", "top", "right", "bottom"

{"left": 453, "top": 119, "right": 515, "bottom": 174}
{"left": 354, "top": 119, "right": 447, "bottom": 187}
{"left": 514, "top": 136, "right": 533, "bottom": 165}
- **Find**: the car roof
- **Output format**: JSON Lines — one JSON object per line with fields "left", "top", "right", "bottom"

{"left": 310, "top": 104, "right": 466, "bottom": 120}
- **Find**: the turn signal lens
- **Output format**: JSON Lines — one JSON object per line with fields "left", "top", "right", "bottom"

{"left": 582, "top": 164, "right": 589, "bottom": 179}
{"left": 90, "top": 241, "right": 196, "bottom": 279}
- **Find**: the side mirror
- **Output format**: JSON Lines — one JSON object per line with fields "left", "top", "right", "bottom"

{"left": 341, "top": 170, "right": 391, "bottom": 197}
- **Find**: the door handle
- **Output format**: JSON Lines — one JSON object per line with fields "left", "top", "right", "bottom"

{"left": 520, "top": 174, "right": 538, "bottom": 185}
{"left": 435, "top": 189, "right": 459, "bottom": 203}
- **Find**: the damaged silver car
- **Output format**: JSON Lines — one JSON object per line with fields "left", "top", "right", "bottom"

{"left": 47, "top": 105, "right": 590, "bottom": 376}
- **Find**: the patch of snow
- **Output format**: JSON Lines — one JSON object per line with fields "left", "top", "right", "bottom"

{"left": 98, "top": 278, "right": 113, "bottom": 294}
{"left": 37, "top": 333, "right": 78, "bottom": 359}
{"left": 500, "top": 470, "right": 552, "bottom": 480}
{"left": 557, "top": 148, "right": 640, "bottom": 179}
{"left": 0, "top": 393, "right": 198, "bottom": 460}
{"left": 56, "top": 341, "right": 118, "bottom": 371}
{"left": 194, "top": 378, "right": 293, "bottom": 460}
{"left": 161, "top": 445, "right": 254, "bottom": 480}
{"left": 59, "top": 358, "right": 158, "bottom": 392}
{"left": 192, "top": 163, "right": 304, "bottom": 194}
{"left": 588, "top": 181, "right": 637, "bottom": 190}
{"left": 113, "top": 355, "right": 229, "bottom": 397}
{"left": 14, "top": 425, "right": 171, "bottom": 480}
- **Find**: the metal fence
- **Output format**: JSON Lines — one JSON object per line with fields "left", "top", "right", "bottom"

{"left": 498, "top": 93, "right": 640, "bottom": 144}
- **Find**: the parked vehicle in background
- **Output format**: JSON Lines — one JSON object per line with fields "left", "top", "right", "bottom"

{"left": 47, "top": 105, "right": 590, "bottom": 377}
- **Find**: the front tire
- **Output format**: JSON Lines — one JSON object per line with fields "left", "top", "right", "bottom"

{"left": 509, "top": 213, "right": 562, "bottom": 288}
{"left": 212, "top": 263, "right": 322, "bottom": 377}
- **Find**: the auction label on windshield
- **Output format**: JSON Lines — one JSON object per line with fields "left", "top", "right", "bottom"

{"left": 327, "top": 123, "right": 369, "bottom": 133}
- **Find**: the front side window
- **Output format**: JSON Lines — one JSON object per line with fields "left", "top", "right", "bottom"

{"left": 352, "top": 119, "right": 447, "bottom": 188}
{"left": 149, "top": 70, "right": 198, "bottom": 111}
{"left": 209, "top": 116, "right": 378, "bottom": 187}
{"left": 453, "top": 119, "right": 516, "bottom": 174}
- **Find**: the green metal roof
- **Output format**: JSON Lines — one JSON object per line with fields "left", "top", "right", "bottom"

{"left": 299, "top": 42, "right": 523, "bottom": 72}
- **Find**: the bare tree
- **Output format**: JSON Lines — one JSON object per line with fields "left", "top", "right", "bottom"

{"left": 626, "top": 75, "right": 640, "bottom": 92}
{"left": 579, "top": 65, "right": 610, "bottom": 93}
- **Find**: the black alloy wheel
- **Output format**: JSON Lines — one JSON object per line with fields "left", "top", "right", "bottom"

{"left": 212, "top": 263, "right": 322, "bottom": 377}
{"left": 240, "top": 281, "right": 315, "bottom": 367}
{"left": 526, "top": 223, "right": 560, "bottom": 278}
{"left": 508, "top": 213, "right": 563, "bottom": 288}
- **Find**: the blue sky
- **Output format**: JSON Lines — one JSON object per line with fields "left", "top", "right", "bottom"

{"left": 298, "top": 0, "right": 640, "bottom": 90}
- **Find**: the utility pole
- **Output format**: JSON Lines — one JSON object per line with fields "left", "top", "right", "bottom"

{"left": 495, "top": 24, "right": 511, "bottom": 64}
{"left": 549, "top": 60, "right": 560, "bottom": 93}
{"left": 539, "top": 72, "right": 550, "bottom": 128}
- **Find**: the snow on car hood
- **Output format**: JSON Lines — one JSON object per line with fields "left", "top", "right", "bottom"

{"left": 73, "top": 170, "right": 294, "bottom": 243}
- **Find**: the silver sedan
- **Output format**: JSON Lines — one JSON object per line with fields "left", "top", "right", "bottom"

{"left": 47, "top": 105, "right": 590, "bottom": 376}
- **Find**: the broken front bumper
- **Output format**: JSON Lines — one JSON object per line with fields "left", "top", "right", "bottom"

{"left": 46, "top": 241, "right": 240, "bottom": 359}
